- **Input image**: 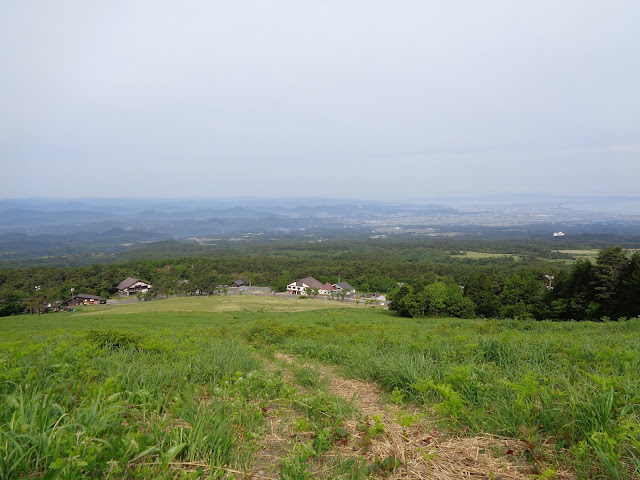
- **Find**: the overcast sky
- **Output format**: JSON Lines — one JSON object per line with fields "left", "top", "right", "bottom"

{"left": 1, "top": 1, "right": 638, "bottom": 201}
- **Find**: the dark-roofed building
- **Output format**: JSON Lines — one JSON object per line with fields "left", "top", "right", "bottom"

{"left": 62, "top": 294, "right": 106, "bottom": 306}
{"left": 230, "top": 280, "right": 245, "bottom": 288}
{"left": 333, "top": 281, "right": 355, "bottom": 293}
{"left": 44, "top": 300, "right": 64, "bottom": 312}
{"left": 117, "top": 277, "right": 152, "bottom": 296}
{"left": 286, "top": 276, "right": 323, "bottom": 295}
{"left": 299, "top": 277, "right": 323, "bottom": 289}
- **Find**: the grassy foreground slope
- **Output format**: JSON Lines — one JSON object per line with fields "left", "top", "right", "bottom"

{"left": 2, "top": 296, "right": 640, "bottom": 479}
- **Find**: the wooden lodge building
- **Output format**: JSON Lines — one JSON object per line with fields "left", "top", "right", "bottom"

{"left": 117, "top": 277, "right": 153, "bottom": 296}
{"left": 62, "top": 294, "right": 106, "bottom": 306}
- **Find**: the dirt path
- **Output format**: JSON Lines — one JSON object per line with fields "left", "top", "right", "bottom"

{"left": 273, "top": 353, "right": 576, "bottom": 480}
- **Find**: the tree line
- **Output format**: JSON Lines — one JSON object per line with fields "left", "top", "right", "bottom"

{"left": 388, "top": 247, "right": 640, "bottom": 321}
{"left": 1, "top": 243, "right": 638, "bottom": 321}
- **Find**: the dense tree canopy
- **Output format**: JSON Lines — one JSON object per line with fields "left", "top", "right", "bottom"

{"left": 0, "top": 242, "right": 638, "bottom": 321}
{"left": 388, "top": 247, "right": 640, "bottom": 321}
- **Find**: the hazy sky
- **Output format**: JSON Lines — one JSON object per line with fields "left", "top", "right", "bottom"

{"left": 1, "top": 1, "right": 638, "bottom": 200}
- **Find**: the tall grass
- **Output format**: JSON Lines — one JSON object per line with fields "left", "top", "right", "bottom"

{"left": 0, "top": 329, "right": 272, "bottom": 479}
{"left": 251, "top": 315, "right": 640, "bottom": 478}
{"left": 3, "top": 298, "right": 640, "bottom": 478}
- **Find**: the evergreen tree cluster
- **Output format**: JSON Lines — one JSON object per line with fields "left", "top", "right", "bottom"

{"left": 388, "top": 247, "right": 640, "bottom": 320}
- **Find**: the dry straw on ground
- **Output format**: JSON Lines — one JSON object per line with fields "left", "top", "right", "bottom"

{"left": 274, "top": 353, "right": 576, "bottom": 480}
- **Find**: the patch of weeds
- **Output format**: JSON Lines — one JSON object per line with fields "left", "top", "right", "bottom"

{"left": 517, "top": 425, "right": 552, "bottom": 476}
{"left": 280, "top": 442, "right": 315, "bottom": 480}
{"left": 412, "top": 378, "right": 464, "bottom": 418}
{"left": 390, "top": 388, "right": 404, "bottom": 404}
{"left": 290, "top": 388, "right": 355, "bottom": 459}
{"left": 86, "top": 329, "right": 143, "bottom": 351}
{"left": 571, "top": 430, "right": 629, "bottom": 480}
{"left": 321, "top": 457, "right": 370, "bottom": 480}
{"left": 393, "top": 409, "right": 425, "bottom": 474}
{"left": 293, "top": 417, "right": 312, "bottom": 432}
{"left": 313, "top": 426, "right": 335, "bottom": 454}
{"left": 334, "top": 426, "right": 349, "bottom": 446}
{"left": 245, "top": 320, "right": 299, "bottom": 345}
{"left": 225, "top": 370, "right": 289, "bottom": 401}
{"left": 533, "top": 469, "right": 558, "bottom": 479}
{"left": 291, "top": 364, "right": 326, "bottom": 389}
{"left": 357, "top": 414, "right": 385, "bottom": 451}
{"left": 420, "top": 447, "right": 438, "bottom": 476}
{"left": 366, "top": 455, "right": 401, "bottom": 476}
{"left": 294, "top": 390, "right": 355, "bottom": 424}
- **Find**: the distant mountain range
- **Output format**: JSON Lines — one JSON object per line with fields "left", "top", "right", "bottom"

{"left": 0, "top": 198, "right": 468, "bottom": 236}
{"left": 0, "top": 196, "right": 639, "bottom": 264}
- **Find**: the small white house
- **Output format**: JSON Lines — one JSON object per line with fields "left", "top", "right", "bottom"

{"left": 319, "top": 283, "right": 337, "bottom": 296}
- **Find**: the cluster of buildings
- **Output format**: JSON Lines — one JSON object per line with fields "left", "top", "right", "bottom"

{"left": 286, "top": 277, "right": 355, "bottom": 296}
{"left": 44, "top": 294, "right": 106, "bottom": 312}
{"left": 116, "top": 275, "right": 359, "bottom": 298}
{"left": 42, "top": 275, "right": 368, "bottom": 313}
{"left": 43, "top": 277, "right": 153, "bottom": 311}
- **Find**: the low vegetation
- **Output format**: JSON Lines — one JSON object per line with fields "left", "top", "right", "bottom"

{"left": 2, "top": 296, "right": 640, "bottom": 478}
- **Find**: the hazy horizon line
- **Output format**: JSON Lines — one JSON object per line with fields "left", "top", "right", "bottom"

{"left": 3, "top": 193, "right": 640, "bottom": 202}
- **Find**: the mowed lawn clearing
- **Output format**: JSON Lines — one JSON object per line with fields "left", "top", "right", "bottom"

{"left": 1, "top": 295, "right": 357, "bottom": 333}
{"left": 92, "top": 294, "right": 359, "bottom": 314}
{"left": 554, "top": 249, "right": 601, "bottom": 259}
{"left": 452, "top": 251, "right": 522, "bottom": 261}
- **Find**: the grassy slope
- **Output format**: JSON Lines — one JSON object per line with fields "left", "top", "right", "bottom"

{"left": 2, "top": 296, "right": 640, "bottom": 479}
{"left": 0, "top": 295, "right": 355, "bottom": 333}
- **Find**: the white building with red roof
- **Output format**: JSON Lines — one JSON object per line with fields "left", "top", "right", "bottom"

{"left": 319, "top": 283, "right": 337, "bottom": 295}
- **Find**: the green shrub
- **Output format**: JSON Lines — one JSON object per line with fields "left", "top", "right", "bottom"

{"left": 86, "top": 329, "right": 143, "bottom": 350}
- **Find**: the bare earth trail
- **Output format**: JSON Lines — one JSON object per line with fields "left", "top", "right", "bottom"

{"left": 262, "top": 352, "right": 576, "bottom": 480}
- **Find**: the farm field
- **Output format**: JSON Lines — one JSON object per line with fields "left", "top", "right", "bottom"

{"left": 550, "top": 248, "right": 639, "bottom": 263}
{"left": 553, "top": 249, "right": 601, "bottom": 260}
{"left": 2, "top": 296, "right": 640, "bottom": 479}
{"left": 547, "top": 249, "right": 612, "bottom": 265}
{"left": 451, "top": 251, "right": 522, "bottom": 261}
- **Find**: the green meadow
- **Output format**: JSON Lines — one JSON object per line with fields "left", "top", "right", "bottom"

{"left": 452, "top": 251, "right": 522, "bottom": 261}
{"left": 2, "top": 296, "right": 640, "bottom": 479}
{"left": 554, "top": 249, "right": 601, "bottom": 260}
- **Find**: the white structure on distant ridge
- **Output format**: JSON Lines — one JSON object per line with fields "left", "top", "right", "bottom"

{"left": 553, "top": 232, "right": 565, "bottom": 237}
